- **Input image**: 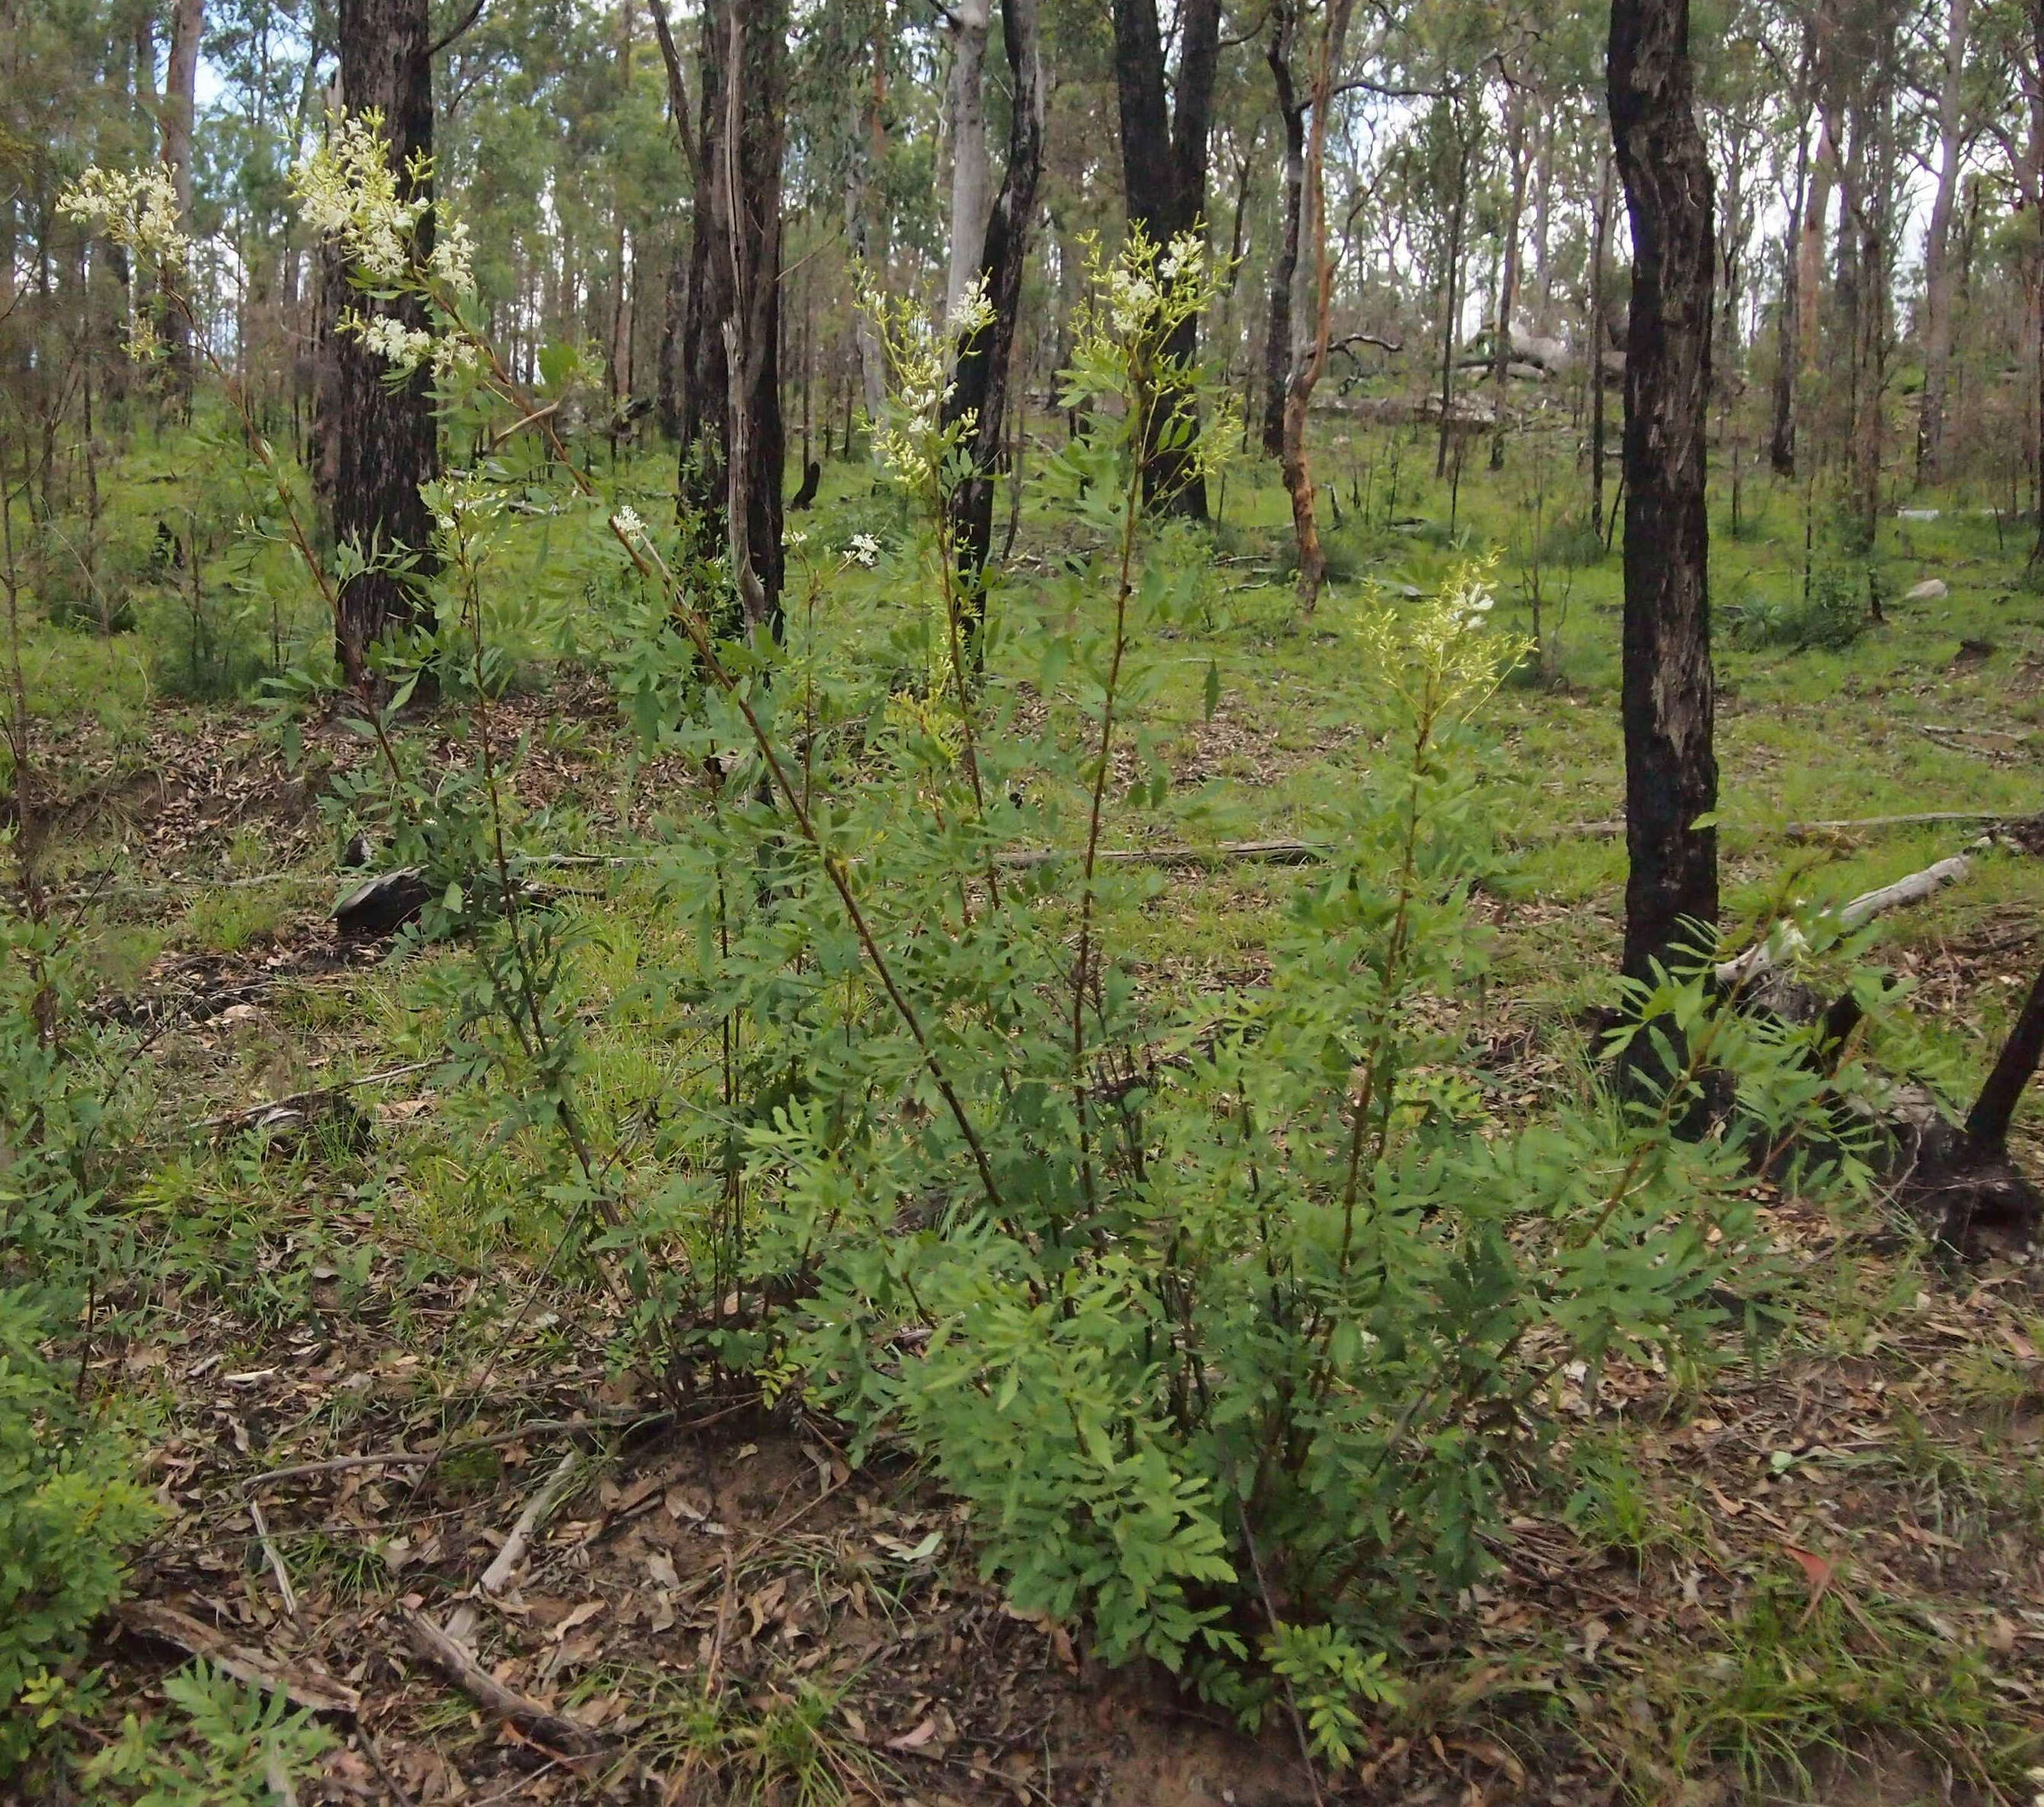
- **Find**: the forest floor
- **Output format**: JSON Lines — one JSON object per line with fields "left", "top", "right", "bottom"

{"left": 21, "top": 430, "right": 2044, "bottom": 1805}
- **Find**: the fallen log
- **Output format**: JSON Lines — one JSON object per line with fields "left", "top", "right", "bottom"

{"left": 1716, "top": 854, "right": 1973, "bottom": 989}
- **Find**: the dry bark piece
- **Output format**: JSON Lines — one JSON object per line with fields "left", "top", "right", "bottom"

{"left": 114, "top": 1599, "right": 361, "bottom": 1717}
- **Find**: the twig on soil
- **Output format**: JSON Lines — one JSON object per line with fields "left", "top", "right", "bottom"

{"left": 355, "top": 1726, "right": 420, "bottom": 1807}
{"left": 1786, "top": 809, "right": 2036, "bottom": 840}
{"left": 196, "top": 1061, "right": 436, "bottom": 1138}
{"left": 248, "top": 1496, "right": 299, "bottom": 1619}
{"left": 444, "top": 1448, "right": 582, "bottom": 1646}
{"left": 244, "top": 1411, "right": 673, "bottom": 1489}
{"left": 398, "top": 1606, "right": 605, "bottom": 1756}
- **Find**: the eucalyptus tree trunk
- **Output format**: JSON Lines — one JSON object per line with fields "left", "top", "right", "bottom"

{"left": 1260, "top": 0, "right": 1305, "bottom": 458}
{"left": 1489, "top": 81, "right": 1528, "bottom": 470}
{"left": 845, "top": 40, "right": 889, "bottom": 442}
{"left": 1768, "top": 108, "right": 1809, "bottom": 476}
{"left": 1609, "top": 0, "right": 1719, "bottom": 988}
{"left": 1589, "top": 152, "right": 1614, "bottom": 534}
{"left": 331, "top": 0, "right": 440, "bottom": 689}
{"left": 943, "top": 0, "right": 1046, "bottom": 603}
{"left": 1111, "top": 0, "right": 1222, "bottom": 518}
{"left": 942, "top": 0, "right": 993, "bottom": 323}
{"left": 159, "top": 0, "right": 203, "bottom": 414}
{"left": 1918, "top": 0, "right": 1970, "bottom": 482}
{"left": 1797, "top": 118, "right": 1832, "bottom": 368}
{"left": 1279, "top": 0, "right": 1358, "bottom": 610}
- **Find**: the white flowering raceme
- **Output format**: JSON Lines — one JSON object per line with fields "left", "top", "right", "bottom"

{"left": 353, "top": 311, "right": 436, "bottom": 375}
{"left": 428, "top": 217, "right": 477, "bottom": 298}
{"left": 610, "top": 507, "right": 647, "bottom": 543}
{"left": 292, "top": 111, "right": 434, "bottom": 286}
{"left": 59, "top": 165, "right": 191, "bottom": 269}
{"left": 846, "top": 534, "right": 880, "bottom": 568}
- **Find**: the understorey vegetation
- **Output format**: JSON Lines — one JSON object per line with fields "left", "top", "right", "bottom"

{"left": 2, "top": 131, "right": 2039, "bottom": 1804}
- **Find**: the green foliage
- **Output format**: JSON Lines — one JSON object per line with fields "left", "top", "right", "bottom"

{"left": 1729, "top": 560, "right": 1873, "bottom": 653}
{"left": 300, "top": 187, "right": 1903, "bottom": 1769}
{"left": 80, "top": 1663, "right": 334, "bottom": 1805}
{"left": 0, "top": 1288, "right": 160, "bottom": 1773}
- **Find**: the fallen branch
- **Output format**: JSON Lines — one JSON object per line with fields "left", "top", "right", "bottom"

{"left": 248, "top": 1496, "right": 299, "bottom": 1620}
{"left": 114, "top": 1600, "right": 360, "bottom": 1717}
{"left": 998, "top": 838, "right": 1326, "bottom": 871}
{"left": 398, "top": 1607, "right": 604, "bottom": 1756}
{"left": 444, "top": 1448, "right": 581, "bottom": 1646}
{"left": 1717, "top": 854, "right": 1974, "bottom": 988}
{"left": 1786, "top": 809, "right": 2034, "bottom": 841}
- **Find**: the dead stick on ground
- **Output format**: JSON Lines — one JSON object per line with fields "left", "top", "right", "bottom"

{"left": 248, "top": 1496, "right": 298, "bottom": 1619}
{"left": 1787, "top": 809, "right": 2033, "bottom": 840}
{"left": 398, "top": 1607, "right": 603, "bottom": 1756}
{"left": 445, "top": 1448, "right": 581, "bottom": 1646}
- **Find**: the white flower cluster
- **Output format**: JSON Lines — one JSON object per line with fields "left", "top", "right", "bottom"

{"left": 610, "top": 506, "right": 647, "bottom": 542}
{"left": 864, "top": 275, "right": 995, "bottom": 492}
{"left": 343, "top": 307, "right": 480, "bottom": 378}
{"left": 1103, "top": 230, "right": 1206, "bottom": 337}
{"left": 59, "top": 164, "right": 191, "bottom": 268}
{"left": 429, "top": 217, "right": 476, "bottom": 298}
{"left": 845, "top": 533, "right": 880, "bottom": 567}
{"left": 292, "top": 112, "right": 464, "bottom": 294}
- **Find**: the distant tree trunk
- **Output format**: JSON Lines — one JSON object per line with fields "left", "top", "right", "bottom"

{"left": 1768, "top": 110, "right": 1809, "bottom": 475}
{"left": 1489, "top": 82, "right": 1528, "bottom": 470}
{"left": 1610, "top": 0, "right": 1720, "bottom": 986}
{"left": 657, "top": 233, "right": 686, "bottom": 438}
{"left": 1278, "top": 0, "right": 1357, "bottom": 610}
{"left": 1260, "top": 0, "right": 1305, "bottom": 458}
{"left": 1110, "top": 0, "right": 1222, "bottom": 518}
{"left": 159, "top": 0, "right": 203, "bottom": 414}
{"left": 845, "top": 40, "right": 889, "bottom": 442}
{"left": 1434, "top": 129, "right": 1471, "bottom": 480}
{"left": 942, "top": 0, "right": 993, "bottom": 322}
{"left": 331, "top": 0, "right": 440, "bottom": 690}
{"left": 1589, "top": 152, "right": 1614, "bottom": 534}
{"left": 944, "top": 0, "right": 1046, "bottom": 601}
{"left": 1797, "top": 119, "right": 1832, "bottom": 369}
{"left": 1918, "top": 0, "right": 1969, "bottom": 484}
{"left": 682, "top": 0, "right": 786, "bottom": 636}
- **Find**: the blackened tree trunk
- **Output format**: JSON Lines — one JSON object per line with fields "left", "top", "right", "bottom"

{"left": 1768, "top": 105, "right": 1809, "bottom": 476}
{"left": 671, "top": 1, "right": 786, "bottom": 636}
{"left": 159, "top": 0, "right": 203, "bottom": 414}
{"left": 943, "top": 0, "right": 1046, "bottom": 599}
{"left": 332, "top": 0, "right": 440, "bottom": 689}
{"left": 1260, "top": 0, "right": 1305, "bottom": 458}
{"left": 1610, "top": 0, "right": 1720, "bottom": 986}
{"left": 1111, "top": 0, "right": 1222, "bottom": 518}
{"left": 1967, "top": 964, "right": 2044, "bottom": 1148}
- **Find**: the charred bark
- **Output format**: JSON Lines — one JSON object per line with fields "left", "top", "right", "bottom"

{"left": 943, "top": 0, "right": 1046, "bottom": 605}
{"left": 676, "top": 0, "right": 786, "bottom": 636}
{"left": 1110, "top": 0, "right": 1222, "bottom": 518}
{"left": 1610, "top": 0, "right": 1720, "bottom": 988}
{"left": 1260, "top": 0, "right": 1305, "bottom": 458}
{"left": 331, "top": 0, "right": 440, "bottom": 689}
